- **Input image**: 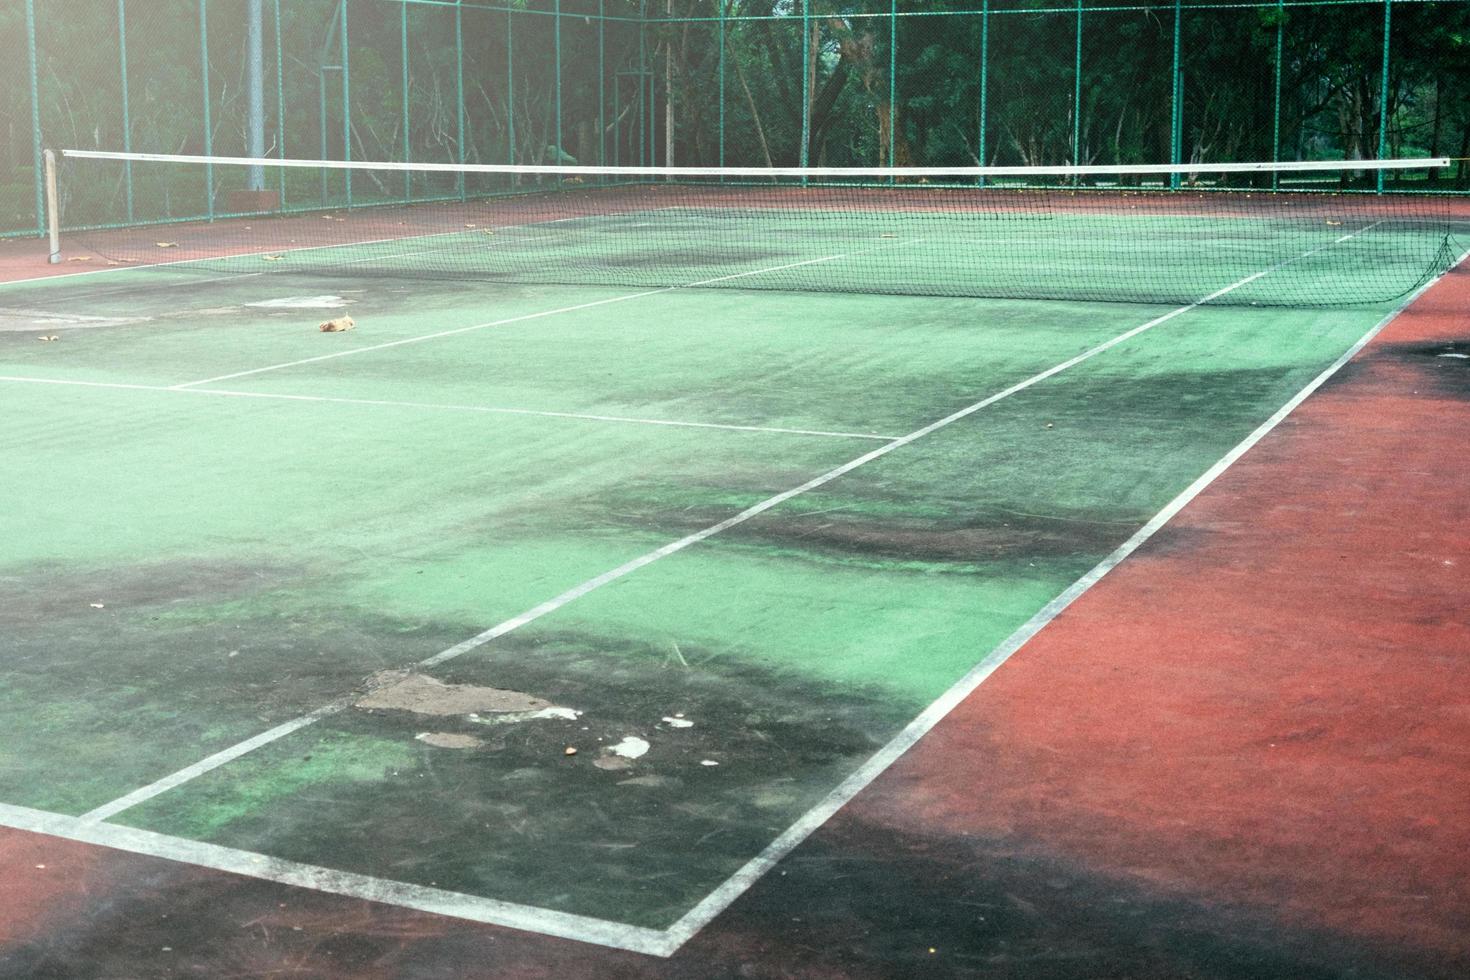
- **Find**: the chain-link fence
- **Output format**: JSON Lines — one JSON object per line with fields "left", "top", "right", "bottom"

{"left": 5, "top": 0, "right": 1467, "bottom": 237}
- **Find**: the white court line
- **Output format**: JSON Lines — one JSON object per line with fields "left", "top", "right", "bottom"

{"left": 0, "top": 801, "right": 672, "bottom": 956}
{"left": 6, "top": 227, "right": 1436, "bottom": 956}
{"left": 168, "top": 246, "right": 900, "bottom": 390}
{"left": 0, "top": 375, "right": 897, "bottom": 442}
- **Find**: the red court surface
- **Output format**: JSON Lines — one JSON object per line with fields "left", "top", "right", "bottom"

{"left": 1, "top": 253, "right": 1466, "bottom": 979}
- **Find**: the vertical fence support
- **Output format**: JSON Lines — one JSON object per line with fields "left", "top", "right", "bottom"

{"left": 1170, "top": 0, "right": 1182, "bottom": 189}
{"left": 26, "top": 0, "right": 43, "bottom": 238}
{"left": 117, "top": 0, "right": 134, "bottom": 221}
{"left": 455, "top": 0, "right": 465, "bottom": 198}
{"left": 554, "top": 0, "right": 563, "bottom": 165}
{"left": 600, "top": 0, "right": 607, "bottom": 169}
{"left": 888, "top": 0, "right": 896, "bottom": 181}
{"left": 978, "top": 0, "right": 989, "bottom": 186}
{"left": 199, "top": 0, "right": 214, "bottom": 218}
{"left": 340, "top": 0, "right": 351, "bottom": 207}
{"left": 246, "top": 0, "right": 265, "bottom": 191}
{"left": 718, "top": 0, "right": 725, "bottom": 169}
{"left": 274, "top": 0, "right": 285, "bottom": 203}
{"left": 1272, "top": 0, "right": 1283, "bottom": 189}
{"left": 1376, "top": 0, "right": 1392, "bottom": 192}
{"left": 506, "top": 8, "right": 515, "bottom": 166}
{"left": 800, "top": 0, "right": 812, "bottom": 174}
{"left": 401, "top": 1, "right": 411, "bottom": 198}
{"left": 1072, "top": 0, "right": 1083, "bottom": 172}
{"left": 664, "top": 0, "right": 673, "bottom": 169}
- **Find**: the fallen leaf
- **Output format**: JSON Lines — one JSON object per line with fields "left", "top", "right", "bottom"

{"left": 318, "top": 315, "right": 355, "bottom": 333}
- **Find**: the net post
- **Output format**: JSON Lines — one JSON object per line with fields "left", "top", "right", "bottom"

{"left": 341, "top": 0, "right": 352, "bottom": 208}
{"left": 1271, "top": 0, "right": 1283, "bottom": 191}
{"left": 43, "top": 148, "right": 59, "bottom": 264}
{"left": 888, "top": 0, "right": 896, "bottom": 183}
{"left": 456, "top": 0, "right": 466, "bottom": 200}
{"left": 25, "top": 0, "right": 43, "bottom": 239}
{"left": 1170, "top": 0, "right": 1182, "bottom": 191}
{"left": 978, "top": 0, "right": 989, "bottom": 188}
{"left": 1072, "top": 0, "right": 1082, "bottom": 174}
{"left": 663, "top": 0, "right": 672, "bottom": 170}
{"left": 1376, "top": 0, "right": 1392, "bottom": 194}
{"left": 198, "top": 0, "right": 214, "bottom": 219}
{"left": 117, "top": 0, "right": 134, "bottom": 222}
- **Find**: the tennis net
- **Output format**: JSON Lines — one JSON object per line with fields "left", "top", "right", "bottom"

{"left": 52, "top": 150, "right": 1464, "bottom": 308}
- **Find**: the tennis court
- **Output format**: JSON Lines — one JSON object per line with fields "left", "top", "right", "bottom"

{"left": 4, "top": 163, "right": 1465, "bottom": 962}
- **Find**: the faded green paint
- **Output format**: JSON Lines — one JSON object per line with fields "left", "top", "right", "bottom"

{"left": 0, "top": 266, "right": 1397, "bottom": 923}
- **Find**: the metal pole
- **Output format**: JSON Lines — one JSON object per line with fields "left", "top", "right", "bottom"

{"left": 319, "top": 71, "right": 328, "bottom": 201}
{"left": 1170, "top": 0, "right": 1182, "bottom": 190}
{"left": 888, "top": 0, "right": 896, "bottom": 181}
{"left": 664, "top": 0, "right": 673, "bottom": 168}
{"left": 979, "top": 0, "right": 988, "bottom": 186}
{"left": 118, "top": 0, "right": 134, "bottom": 220}
{"left": 199, "top": 0, "right": 214, "bottom": 218}
{"left": 1272, "top": 0, "right": 1283, "bottom": 190}
{"left": 25, "top": 0, "right": 43, "bottom": 238}
{"left": 456, "top": 0, "right": 465, "bottom": 198}
{"left": 1376, "top": 0, "right": 1392, "bottom": 192}
{"left": 1072, "top": 0, "right": 1082, "bottom": 171}
{"left": 274, "top": 0, "right": 285, "bottom": 202}
{"left": 506, "top": 9, "right": 515, "bottom": 165}
{"left": 718, "top": 0, "right": 725, "bottom": 169}
{"left": 45, "top": 149, "right": 60, "bottom": 262}
{"left": 805, "top": 0, "right": 817, "bottom": 170}
{"left": 247, "top": 0, "right": 265, "bottom": 191}
{"left": 341, "top": 0, "right": 351, "bottom": 207}
{"left": 600, "top": 0, "right": 607, "bottom": 169}
{"left": 555, "top": 0, "right": 564, "bottom": 164}
{"left": 402, "top": 1, "right": 411, "bottom": 198}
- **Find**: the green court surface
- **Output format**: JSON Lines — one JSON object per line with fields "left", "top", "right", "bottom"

{"left": 0, "top": 248, "right": 1412, "bottom": 945}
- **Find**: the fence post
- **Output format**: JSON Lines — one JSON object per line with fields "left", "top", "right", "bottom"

{"left": 1072, "top": 0, "right": 1083, "bottom": 171}
{"left": 401, "top": 1, "right": 411, "bottom": 198}
{"left": 247, "top": 0, "right": 265, "bottom": 191}
{"left": 274, "top": 0, "right": 285, "bottom": 203}
{"left": 456, "top": 0, "right": 465, "bottom": 198}
{"left": 507, "top": 8, "right": 515, "bottom": 165}
{"left": 600, "top": 0, "right": 608, "bottom": 169}
{"left": 1170, "top": 0, "right": 1182, "bottom": 189}
{"left": 25, "top": 0, "right": 43, "bottom": 237}
{"left": 340, "top": 0, "right": 351, "bottom": 207}
{"left": 199, "top": 0, "right": 214, "bottom": 218}
{"left": 888, "top": 0, "right": 896, "bottom": 181}
{"left": 1376, "top": 0, "right": 1392, "bottom": 192}
{"left": 115, "top": 0, "right": 135, "bottom": 220}
{"left": 555, "top": 0, "right": 563, "bottom": 165}
{"left": 1272, "top": 0, "right": 1283, "bottom": 189}
{"left": 717, "top": 0, "right": 725, "bottom": 168}
{"left": 800, "top": 0, "right": 811, "bottom": 172}
{"left": 978, "top": 0, "right": 989, "bottom": 185}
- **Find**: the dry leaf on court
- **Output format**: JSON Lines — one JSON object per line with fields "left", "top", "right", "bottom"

{"left": 37, "top": 335, "right": 58, "bottom": 342}
{"left": 156, "top": 242, "right": 178, "bottom": 248}
{"left": 262, "top": 255, "right": 283, "bottom": 262}
{"left": 318, "top": 315, "right": 356, "bottom": 333}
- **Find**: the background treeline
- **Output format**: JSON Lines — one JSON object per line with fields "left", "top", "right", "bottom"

{"left": 3, "top": 0, "right": 1466, "bottom": 234}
